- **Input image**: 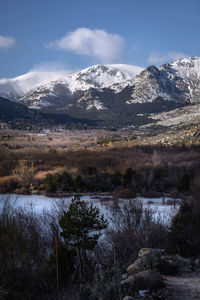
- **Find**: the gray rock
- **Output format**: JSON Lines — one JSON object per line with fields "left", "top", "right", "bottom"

{"left": 121, "top": 270, "right": 153, "bottom": 285}
{"left": 121, "top": 274, "right": 136, "bottom": 285}
{"left": 138, "top": 248, "right": 166, "bottom": 258}
{"left": 126, "top": 257, "right": 142, "bottom": 274}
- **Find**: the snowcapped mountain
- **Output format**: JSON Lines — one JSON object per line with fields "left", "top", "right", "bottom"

{"left": 0, "top": 71, "right": 70, "bottom": 100}
{"left": 110, "top": 56, "right": 200, "bottom": 103}
{"left": 1, "top": 57, "right": 200, "bottom": 129}
{"left": 67, "top": 64, "right": 143, "bottom": 91}
{"left": 19, "top": 64, "right": 143, "bottom": 109}
{"left": 0, "top": 64, "right": 143, "bottom": 109}
{"left": 161, "top": 57, "right": 200, "bottom": 103}
{"left": 61, "top": 56, "right": 200, "bottom": 113}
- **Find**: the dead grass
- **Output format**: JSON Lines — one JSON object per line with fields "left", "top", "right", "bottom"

{"left": 34, "top": 167, "right": 69, "bottom": 180}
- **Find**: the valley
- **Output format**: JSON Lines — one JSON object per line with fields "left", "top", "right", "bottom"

{"left": 1, "top": 1, "right": 200, "bottom": 299}
{"left": 0, "top": 56, "right": 200, "bottom": 300}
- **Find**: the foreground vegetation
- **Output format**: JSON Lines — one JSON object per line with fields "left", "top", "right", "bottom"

{"left": 1, "top": 127, "right": 200, "bottom": 298}
{"left": 1, "top": 177, "right": 200, "bottom": 300}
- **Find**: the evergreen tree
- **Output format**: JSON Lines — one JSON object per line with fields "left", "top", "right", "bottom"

{"left": 59, "top": 196, "right": 108, "bottom": 281}
{"left": 59, "top": 196, "right": 108, "bottom": 250}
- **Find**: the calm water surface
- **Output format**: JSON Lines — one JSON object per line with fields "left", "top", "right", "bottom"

{"left": 0, "top": 194, "right": 180, "bottom": 224}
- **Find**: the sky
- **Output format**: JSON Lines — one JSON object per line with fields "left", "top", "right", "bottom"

{"left": 0, "top": 0, "right": 199, "bottom": 78}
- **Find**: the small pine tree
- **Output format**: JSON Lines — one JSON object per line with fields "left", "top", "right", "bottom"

{"left": 59, "top": 196, "right": 108, "bottom": 281}
{"left": 59, "top": 196, "right": 108, "bottom": 250}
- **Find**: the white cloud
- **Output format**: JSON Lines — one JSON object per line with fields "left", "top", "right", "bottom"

{"left": 0, "top": 35, "right": 15, "bottom": 49}
{"left": 47, "top": 28, "right": 125, "bottom": 63}
{"left": 30, "top": 61, "right": 76, "bottom": 74}
{"left": 148, "top": 51, "right": 188, "bottom": 64}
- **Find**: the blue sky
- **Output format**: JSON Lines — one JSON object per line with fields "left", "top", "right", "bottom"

{"left": 0, "top": 0, "right": 199, "bottom": 77}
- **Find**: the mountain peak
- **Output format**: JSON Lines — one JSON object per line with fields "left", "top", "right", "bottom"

{"left": 0, "top": 63, "right": 143, "bottom": 104}
{"left": 145, "top": 65, "right": 160, "bottom": 76}
{"left": 171, "top": 56, "right": 200, "bottom": 68}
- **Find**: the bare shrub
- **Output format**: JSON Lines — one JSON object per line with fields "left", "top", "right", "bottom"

{"left": 13, "top": 159, "right": 36, "bottom": 188}
{"left": 103, "top": 199, "right": 169, "bottom": 268}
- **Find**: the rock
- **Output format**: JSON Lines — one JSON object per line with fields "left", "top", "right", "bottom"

{"left": 122, "top": 296, "right": 135, "bottom": 300}
{"left": 126, "top": 258, "right": 142, "bottom": 274}
{"left": 121, "top": 270, "right": 151, "bottom": 285}
{"left": 138, "top": 248, "right": 166, "bottom": 258}
{"left": 121, "top": 274, "right": 136, "bottom": 285}
{"left": 121, "top": 270, "right": 163, "bottom": 289}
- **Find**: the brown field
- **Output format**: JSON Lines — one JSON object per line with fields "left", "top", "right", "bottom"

{"left": 0, "top": 127, "right": 200, "bottom": 194}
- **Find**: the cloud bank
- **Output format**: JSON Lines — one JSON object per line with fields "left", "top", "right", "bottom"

{"left": 47, "top": 28, "right": 125, "bottom": 63}
{"left": 0, "top": 35, "right": 15, "bottom": 49}
{"left": 31, "top": 61, "right": 76, "bottom": 74}
{"left": 148, "top": 51, "right": 188, "bottom": 64}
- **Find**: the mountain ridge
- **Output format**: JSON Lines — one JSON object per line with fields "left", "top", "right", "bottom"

{"left": 42, "top": 57, "right": 199, "bottom": 116}
{"left": 0, "top": 64, "right": 143, "bottom": 104}
{"left": 1, "top": 57, "right": 200, "bottom": 130}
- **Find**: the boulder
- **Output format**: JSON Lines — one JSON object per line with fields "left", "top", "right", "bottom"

{"left": 138, "top": 248, "right": 166, "bottom": 258}
{"left": 121, "top": 274, "right": 136, "bottom": 285}
{"left": 126, "top": 258, "right": 142, "bottom": 274}
{"left": 121, "top": 270, "right": 163, "bottom": 289}
{"left": 121, "top": 270, "right": 153, "bottom": 285}
{"left": 122, "top": 296, "right": 135, "bottom": 300}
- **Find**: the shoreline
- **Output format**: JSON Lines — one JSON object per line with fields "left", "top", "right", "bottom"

{"left": 0, "top": 189, "right": 189, "bottom": 201}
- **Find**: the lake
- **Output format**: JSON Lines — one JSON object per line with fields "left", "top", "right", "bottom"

{"left": 0, "top": 193, "right": 180, "bottom": 224}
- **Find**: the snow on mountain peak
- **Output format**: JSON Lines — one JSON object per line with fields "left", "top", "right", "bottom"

{"left": 66, "top": 64, "right": 143, "bottom": 91}
{"left": 0, "top": 63, "right": 143, "bottom": 104}
{"left": 0, "top": 71, "right": 70, "bottom": 100}
{"left": 106, "top": 64, "right": 143, "bottom": 77}
{"left": 2, "top": 57, "right": 200, "bottom": 112}
{"left": 170, "top": 56, "right": 200, "bottom": 68}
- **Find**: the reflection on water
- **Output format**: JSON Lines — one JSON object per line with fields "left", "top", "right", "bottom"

{"left": 0, "top": 194, "right": 180, "bottom": 224}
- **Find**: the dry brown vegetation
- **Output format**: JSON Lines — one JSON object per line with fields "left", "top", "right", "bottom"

{"left": 0, "top": 128, "right": 200, "bottom": 194}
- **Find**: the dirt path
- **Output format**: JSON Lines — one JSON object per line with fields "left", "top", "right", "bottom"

{"left": 164, "top": 275, "right": 200, "bottom": 300}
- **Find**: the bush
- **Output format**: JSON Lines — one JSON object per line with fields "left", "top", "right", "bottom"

{"left": 170, "top": 200, "right": 200, "bottom": 257}
{"left": 104, "top": 199, "right": 169, "bottom": 270}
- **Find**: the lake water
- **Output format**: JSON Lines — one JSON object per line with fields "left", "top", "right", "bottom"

{"left": 0, "top": 194, "right": 180, "bottom": 224}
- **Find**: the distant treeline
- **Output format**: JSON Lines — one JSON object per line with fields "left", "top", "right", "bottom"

{"left": 42, "top": 166, "right": 190, "bottom": 195}
{"left": 0, "top": 144, "right": 200, "bottom": 195}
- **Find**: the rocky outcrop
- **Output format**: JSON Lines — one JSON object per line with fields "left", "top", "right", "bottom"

{"left": 126, "top": 257, "right": 143, "bottom": 274}
{"left": 121, "top": 248, "right": 198, "bottom": 300}
{"left": 120, "top": 247, "right": 198, "bottom": 299}
{"left": 138, "top": 247, "right": 166, "bottom": 258}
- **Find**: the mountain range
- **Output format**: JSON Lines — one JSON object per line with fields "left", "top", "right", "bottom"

{"left": 0, "top": 64, "right": 142, "bottom": 104}
{"left": 0, "top": 57, "right": 199, "bottom": 129}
